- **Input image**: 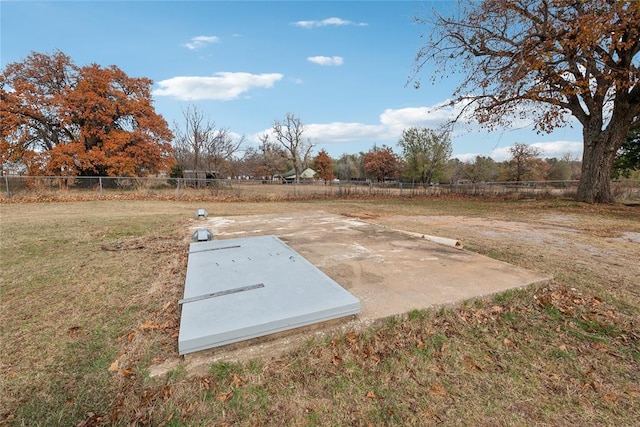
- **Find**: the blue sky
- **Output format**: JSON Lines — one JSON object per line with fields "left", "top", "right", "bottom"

{"left": 1, "top": 1, "right": 583, "bottom": 161}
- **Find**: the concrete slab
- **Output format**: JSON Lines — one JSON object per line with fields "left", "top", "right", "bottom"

{"left": 195, "top": 211, "right": 551, "bottom": 322}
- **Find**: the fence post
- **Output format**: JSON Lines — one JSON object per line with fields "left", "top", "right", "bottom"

{"left": 4, "top": 175, "right": 9, "bottom": 198}
{"left": 99, "top": 177, "right": 103, "bottom": 197}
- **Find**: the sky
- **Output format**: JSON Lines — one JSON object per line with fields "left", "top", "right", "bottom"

{"left": 0, "top": 0, "right": 584, "bottom": 162}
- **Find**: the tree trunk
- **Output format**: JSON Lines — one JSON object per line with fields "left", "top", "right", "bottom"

{"left": 576, "top": 132, "right": 618, "bottom": 204}
{"left": 293, "top": 161, "right": 300, "bottom": 184}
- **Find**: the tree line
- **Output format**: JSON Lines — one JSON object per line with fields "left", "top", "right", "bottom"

{"left": 231, "top": 133, "right": 586, "bottom": 185}
{"left": 170, "top": 108, "right": 634, "bottom": 185}
{"left": 2, "top": 1, "right": 638, "bottom": 202}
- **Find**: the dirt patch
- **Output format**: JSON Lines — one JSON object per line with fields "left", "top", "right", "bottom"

{"left": 372, "top": 212, "right": 640, "bottom": 306}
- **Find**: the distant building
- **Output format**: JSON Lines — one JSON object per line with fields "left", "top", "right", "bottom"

{"left": 182, "top": 170, "right": 219, "bottom": 187}
{"left": 279, "top": 168, "right": 317, "bottom": 183}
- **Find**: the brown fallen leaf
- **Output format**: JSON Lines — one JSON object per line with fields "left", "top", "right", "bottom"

{"left": 120, "top": 366, "right": 135, "bottom": 378}
{"left": 346, "top": 331, "right": 357, "bottom": 343}
{"left": 217, "top": 391, "right": 233, "bottom": 402}
{"left": 140, "top": 320, "right": 161, "bottom": 331}
{"left": 592, "top": 342, "right": 609, "bottom": 353}
{"left": 108, "top": 360, "right": 119, "bottom": 373}
{"left": 366, "top": 390, "right": 377, "bottom": 399}
{"left": 429, "top": 383, "right": 447, "bottom": 396}
{"left": 332, "top": 354, "right": 343, "bottom": 367}
{"left": 232, "top": 374, "right": 243, "bottom": 387}
{"left": 463, "top": 355, "right": 483, "bottom": 371}
{"left": 160, "top": 386, "right": 172, "bottom": 401}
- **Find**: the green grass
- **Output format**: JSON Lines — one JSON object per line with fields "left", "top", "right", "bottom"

{"left": 1, "top": 198, "right": 639, "bottom": 426}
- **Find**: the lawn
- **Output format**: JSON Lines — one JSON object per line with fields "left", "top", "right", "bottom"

{"left": 1, "top": 197, "right": 638, "bottom": 426}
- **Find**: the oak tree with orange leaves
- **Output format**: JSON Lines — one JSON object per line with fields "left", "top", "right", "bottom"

{"left": 313, "top": 149, "right": 335, "bottom": 182}
{"left": 0, "top": 50, "right": 174, "bottom": 176}
{"left": 413, "top": 0, "right": 640, "bottom": 203}
{"left": 363, "top": 145, "right": 400, "bottom": 182}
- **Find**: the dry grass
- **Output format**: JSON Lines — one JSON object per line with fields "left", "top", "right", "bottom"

{"left": 1, "top": 197, "right": 638, "bottom": 426}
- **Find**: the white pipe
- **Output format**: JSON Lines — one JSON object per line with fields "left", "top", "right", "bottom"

{"left": 392, "top": 229, "right": 462, "bottom": 249}
{"left": 419, "top": 234, "right": 463, "bottom": 249}
{"left": 355, "top": 219, "right": 464, "bottom": 249}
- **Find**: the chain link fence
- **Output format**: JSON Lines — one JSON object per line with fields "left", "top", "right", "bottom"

{"left": 1, "top": 175, "right": 639, "bottom": 201}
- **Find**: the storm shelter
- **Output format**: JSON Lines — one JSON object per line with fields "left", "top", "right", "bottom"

{"left": 178, "top": 235, "right": 361, "bottom": 355}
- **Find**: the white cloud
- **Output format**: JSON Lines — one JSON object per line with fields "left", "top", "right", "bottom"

{"left": 380, "top": 107, "right": 433, "bottom": 127}
{"left": 305, "top": 122, "right": 386, "bottom": 141}
{"left": 153, "top": 72, "right": 284, "bottom": 101}
{"left": 307, "top": 56, "right": 344, "bottom": 66}
{"left": 185, "top": 35, "right": 220, "bottom": 50}
{"left": 379, "top": 102, "right": 487, "bottom": 134}
{"left": 293, "top": 17, "right": 367, "bottom": 29}
{"left": 531, "top": 141, "right": 583, "bottom": 159}
{"left": 249, "top": 105, "right": 470, "bottom": 146}
{"left": 488, "top": 147, "right": 513, "bottom": 162}
{"left": 482, "top": 141, "right": 583, "bottom": 162}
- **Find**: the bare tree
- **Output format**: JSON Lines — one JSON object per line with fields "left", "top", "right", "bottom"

{"left": 205, "top": 127, "right": 244, "bottom": 177}
{"left": 272, "top": 113, "right": 315, "bottom": 183}
{"left": 173, "top": 104, "right": 242, "bottom": 176}
{"left": 258, "top": 133, "right": 288, "bottom": 179}
{"left": 506, "top": 143, "right": 542, "bottom": 182}
{"left": 173, "top": 105, "right": 210, "bottom": 172}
